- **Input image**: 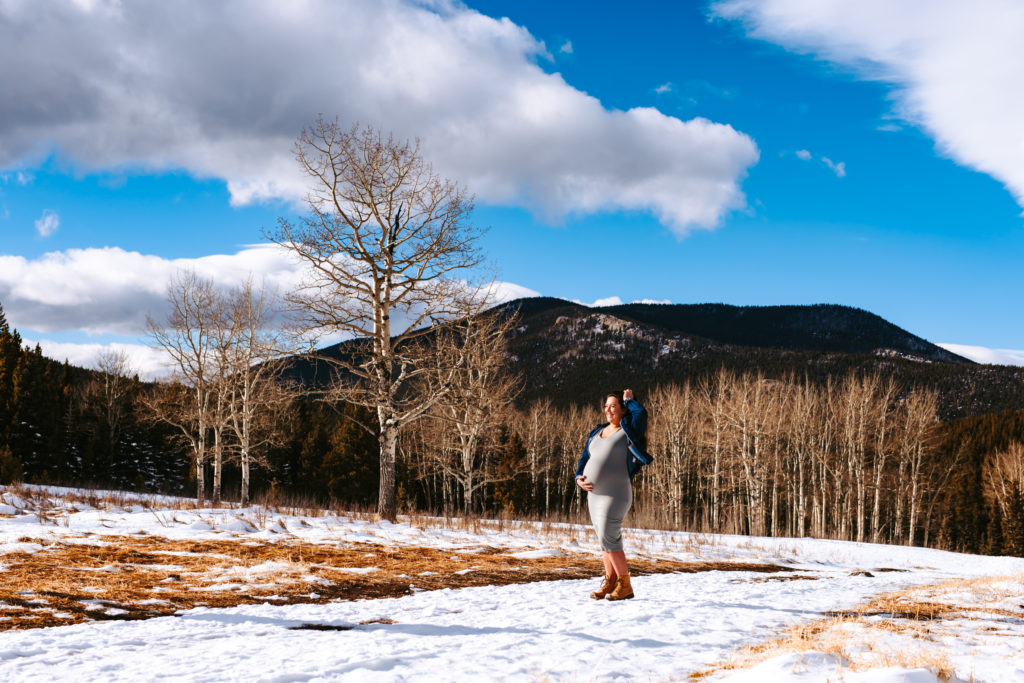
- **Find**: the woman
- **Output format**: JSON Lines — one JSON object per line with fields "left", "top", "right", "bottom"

{"left": 575, "top": 388, "right": 653, "bottom": 601}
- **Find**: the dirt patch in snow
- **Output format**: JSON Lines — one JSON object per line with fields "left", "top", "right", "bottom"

{"left": 0, "top": 535, "right": 789, "bottom": 631}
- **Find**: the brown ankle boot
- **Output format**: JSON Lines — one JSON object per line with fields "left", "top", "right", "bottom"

{"left": 590, "top": 574, "right": 617, "bottom": 600}
{"left": 605, "top": 575, "right": 634, "bottom": 601}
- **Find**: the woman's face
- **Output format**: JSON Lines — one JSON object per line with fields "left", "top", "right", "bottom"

{"left": 604, "top": 396, "right": 625, "bottom": 424}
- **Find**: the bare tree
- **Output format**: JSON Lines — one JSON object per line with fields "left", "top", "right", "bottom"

{"left": 427, "top": 310, "right": 522, "bottom": 513}
{"left": 220, "top": 279, "right": 294, "bottom": 506}
{"left": 986, "top": 441, "right": 1024, "bottom": 517}
{"left": 515, "top": 398, "right": 556, "bottom": 515}
{"left": 894, "top": 387, "right": 939, "bottom": 544}
{"left": 269, "top": 119, "right": 487, "bottom": 520}
{"left": 86, "top": 349, "right": 136, "bottom": 471}
{"left": 145, "top": 271, "right": 220, "bottom": 505}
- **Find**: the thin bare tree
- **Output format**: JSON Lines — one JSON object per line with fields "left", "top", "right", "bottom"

{"left": 269, "top": 119, "right": 488, "bottom": 520}
{"left": 145, "top": 271, "right": 220, "bottom": 505}
{"left": 219, "top": 279, "right": 294, "bottom": 506}
{"left": 427, "top": 309, "right": 522, "bottom": 513}
{"left": 87, "top": 349, "right": 136, "bottom": 471}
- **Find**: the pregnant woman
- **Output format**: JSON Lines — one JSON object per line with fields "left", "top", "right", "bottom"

{"left": 575, "top": 389, "right": 653, "bottom": 601}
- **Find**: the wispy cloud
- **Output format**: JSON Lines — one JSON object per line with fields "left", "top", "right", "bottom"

{"left": 712, "top": 0, "right": 1024, "bottom": 210}
{"left": 822, "top": 156, "right": 846, "bottom": 177}
{"left": 558, "top": 39, "right": 573, "bottom": 54}
{"left": 938, "top": 343, "right": 1024, "bottom": 367}
{"left": 34, "top": 209, "right": 59, "bottom": 237}
{"left": 655, "top": 82, "right": 673, "bottom": 94}
{"left": 795, "top": 148, "right": 846, "bottom": 176}
{"left": 0, "top": 0, "right": 758, "bottom": 236}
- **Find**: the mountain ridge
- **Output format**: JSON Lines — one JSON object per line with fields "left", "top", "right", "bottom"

{"left": 502, "top": 297, "right": 969, "bottom": 363}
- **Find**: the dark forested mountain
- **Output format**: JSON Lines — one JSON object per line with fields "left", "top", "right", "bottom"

{"left": 290, "top": 297, "right": 1023, "bottom": 420}
{"left": 508, "top": 297, "right": 967, "bottom": 362}
{"left": 494, "top": 298, "right": 1019, "bottom": 419}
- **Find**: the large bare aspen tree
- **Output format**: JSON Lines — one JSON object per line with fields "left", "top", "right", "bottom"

{"left": 271, "top": 120, "right": 486, "bottom": 520}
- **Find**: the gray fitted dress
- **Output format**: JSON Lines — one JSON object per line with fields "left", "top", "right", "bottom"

{"left": 583, "top": 428, "right": 632, "bottom": 552}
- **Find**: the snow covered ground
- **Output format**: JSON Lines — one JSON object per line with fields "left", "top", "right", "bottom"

{"left": 2, "top": 485, "right": 1023, "bottom": 682}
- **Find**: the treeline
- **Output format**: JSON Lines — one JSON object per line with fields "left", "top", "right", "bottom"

{"left": 0, "top": 306, "right": 184, "bottom": 490}
{"left": 395, "top": 371, "right": 1024, "bottom": 555}
{"left": 3, "top": 302, "right": 1023, "bottom": 555}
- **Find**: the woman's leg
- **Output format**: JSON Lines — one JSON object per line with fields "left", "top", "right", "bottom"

{"left": 608, "top": 550, "right": 629, "bottom": 577}
{"left": 602, "top": 552, "right": 615, "bottom": 577}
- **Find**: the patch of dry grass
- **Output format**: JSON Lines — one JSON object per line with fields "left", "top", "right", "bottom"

{"left": 0, "top": 535, "right": 790, "bottom": 632}
{"left": 689, "top": 574, "right": 1024, "bottom": 681}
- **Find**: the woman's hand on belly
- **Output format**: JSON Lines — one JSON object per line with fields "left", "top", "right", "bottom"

{"left": 576, "top": 475, "right": 594, "bottom": 492}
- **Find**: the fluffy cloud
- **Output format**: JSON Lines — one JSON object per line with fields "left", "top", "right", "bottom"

{"left": 795, "top": 149, "right": 812, "bottom": 160}
{"left": 0, "top": 243, "right": 539, "bottom": 376}
{"left": 713, "top": 0, "right": 1024, "bottom": 210}
{"left": 0, "top": 0, "right": 758, "bottom": 235}
{"left": 34, "top": 210, "right": 59, "bottom": 237}
{"left": 0, "top": 243, "right": 537, "bottom": 338}
{"left": 937, "top": 343, "right": 1024, "bottom": 367}
{"left": 0, "top": 244, "right": 304, "bottom": 336}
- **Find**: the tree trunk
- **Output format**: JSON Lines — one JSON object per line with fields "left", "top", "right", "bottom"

{"left": 212, "top": 425, "right": 222, "bottom": 504}
{"left": 378, "top": 423, "right": 398, "bottom": 520}
{"left": 241, "top": 448, "right": 250, "bottom": 507}
{"left": 195, "top": 455, "right": 206, "bottom": 507}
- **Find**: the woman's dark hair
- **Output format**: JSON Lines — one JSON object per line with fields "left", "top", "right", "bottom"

{"left": 604, "top": 393, "right": 625, "bottom": 409}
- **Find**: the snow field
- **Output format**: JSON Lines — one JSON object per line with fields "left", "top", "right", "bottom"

{"left": 2, "top": 484, "right": 1024, "bottom": 681}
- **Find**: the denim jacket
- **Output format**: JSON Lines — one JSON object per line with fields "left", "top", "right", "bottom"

{"left": 574, "top": 398, "right": 654, "bottom": 481}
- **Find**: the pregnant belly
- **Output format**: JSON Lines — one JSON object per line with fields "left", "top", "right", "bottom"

{"left": 583, "top": 461, "right": 628, "bottom": 495}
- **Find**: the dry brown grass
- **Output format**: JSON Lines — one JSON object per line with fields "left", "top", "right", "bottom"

{"left": 0, "top": 535, "right": 790, "bottom": 632}
{"left": 689, "top": 574, "right": 1024, "bottom": 681}
{"left": 689, "top": 614, "right": 957, "bottom": 681}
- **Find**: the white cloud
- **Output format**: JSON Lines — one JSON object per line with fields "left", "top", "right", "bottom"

{"left": 559, "top": 39, "right": 573, "bottom": 54}
{"left": 0, "top": 0, "right": 758, "bottom": 236}
{"left": 655, "top": 82, "right": 673, "bottom": 94}
{"left": 488, "top": 281, "right": 541, "bottom": 303}
{"left": 0, "top": 244, "right": 306, "bottom": 336}
{"left": 795, "top": 149, "right": 812, "bottom": 160}
{"left": 938, "top": 343, "right": 1024, "bottom": 366}
{"left": 16, "top": 171, "right": 33, "bottom": 185}
{"left": 0, "top": 243, "right": 540, "bottom": 373}
{"left": 576, "top": 296, "right": 673, "bottom": 307}
{"left": 583, "top": 296, "right": 624, "bottom": 307}
{"left": 821, "top": 156, "right": 846, "bottom": 177}
{"left": 712, "top": 0, "right": 1024, "bottom": 210}
{"left": 22, "top": 337, "right": 171, "bottom": 380}
{"left": 34, "top": 209, "right": 59, "bottom": 237}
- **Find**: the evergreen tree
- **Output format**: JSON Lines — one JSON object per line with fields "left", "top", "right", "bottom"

{"left": 0, "top": 444, "right": 21, "bottom": 484}
{"left": 320, "top": 405, "right": 378, "bottom": 505}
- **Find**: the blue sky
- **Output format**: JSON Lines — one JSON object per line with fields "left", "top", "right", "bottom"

{"left": 1, "top": 0, "right": 1023, "bottom": 373}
